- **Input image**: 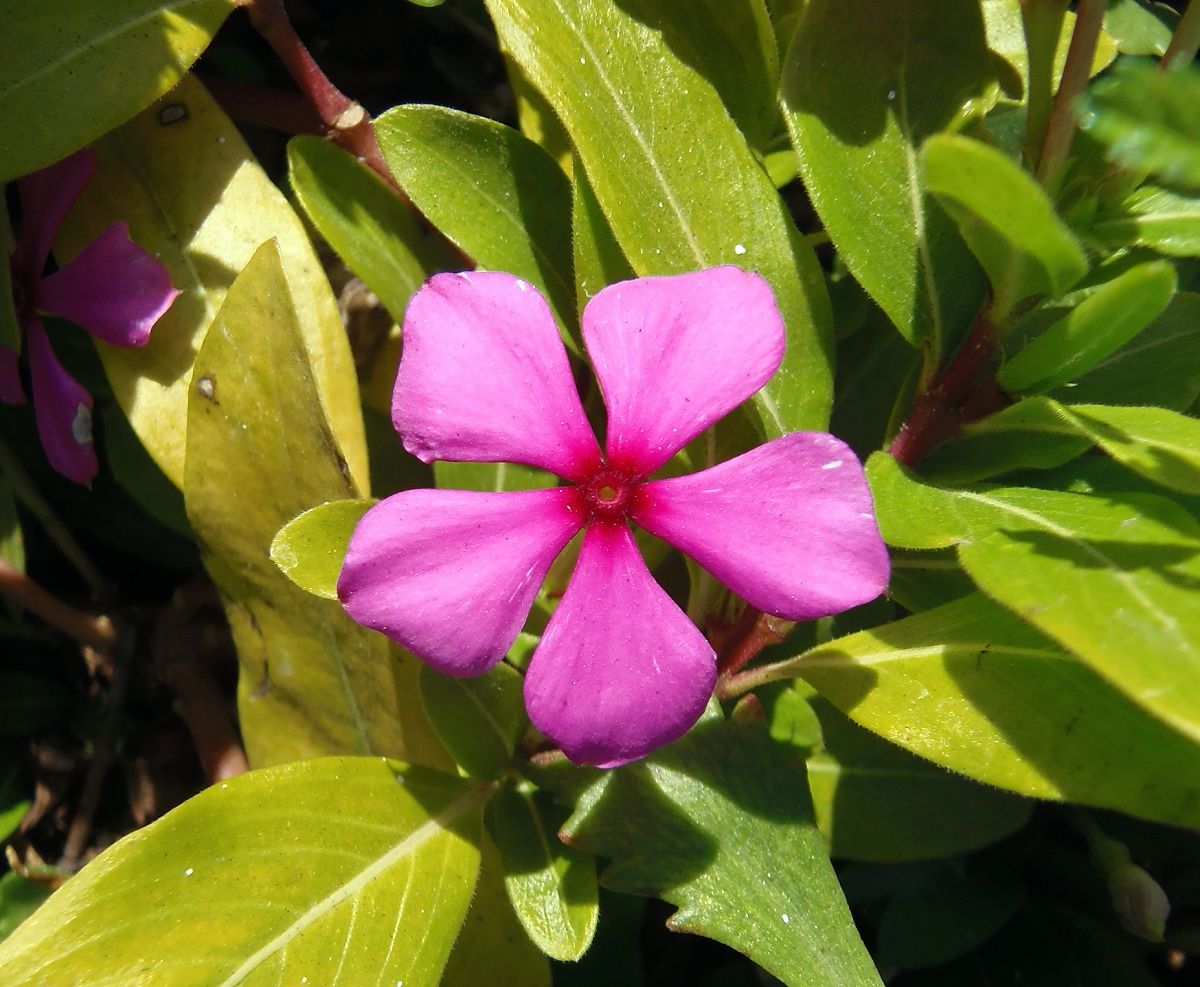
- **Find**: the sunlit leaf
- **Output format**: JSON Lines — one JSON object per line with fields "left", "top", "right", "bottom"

{"left": 1089, "top": 185, "right": 1200, "bottom": 257}
{"left": 420, "top": 663, "right": 526, "bottom": 781}
{"left": 1056, "top": 403, "right": 1200, "bottom": 495}
{"left": 488, "top": 0, "right": 834, "bottom": 434}
{"left": 270, "top": 499, "right": 374, "bottom": 601}
{"left": 54, "top": 75, "right": 368, "bottom": 490}
{"left": 0, "top": 758, "right": 487, "bottom": 985}
{"left": 0, "top": 0, "right": 236, "bottom": 180}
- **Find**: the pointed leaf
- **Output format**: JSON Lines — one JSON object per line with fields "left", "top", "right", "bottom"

{"left": 487, "top": 782, "right": 598, "bottom": 961}
{"left": 1090, "top": 185, "right": 1200, "bottom": 257}
{"left": 54, "top": 75, "right": 367, "bottom": 490}
{"left": 420, "top": 663, "right": 526, "bottom": 781}
{"left": 488, "top": 0, "right": 834, "bottom": 433}
{"left": 270, "top": 499, "right": 374, "bottom": 600}
{"left": 288, "top": 135, "right": 442, "bottom": 324}
{"left": 564, "top": 717, "right": 882, "bottom": 986}
{"left": 794, "top": 593, "right": 1200, "bottom": 827}
{"left": 1056, "top": 403, "right": 1200, "bottom": 495}
{"left": 783, "top": 0, "right": 989, "bottom": 348}
{"left": 0, "top": 757, "right": 486, "bottom": 986}
{"left": 184, "top": 242, "right": 406, "bottom": 767}
{"left": 923, "top": 134, "right": 1088, "bottom": 315}
{"left": 998, "top": 260, "right": 1176, "bottom": 393}
{"left": 0, "top": 0, "right": 237, "bottom": 181}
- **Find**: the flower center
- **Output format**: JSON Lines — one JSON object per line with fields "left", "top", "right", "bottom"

{"left": 581, "top": 468, "right": 636, "bottom": 520}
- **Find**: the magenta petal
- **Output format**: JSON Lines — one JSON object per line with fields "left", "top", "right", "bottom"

{"left": 38, "top": 222, "right": 178, "bottom": 347}
{"left": 582, "top": 267, "right": 785, "bottom": 476}
{"left": 633, "top": 433, "right": 890, "bottom": 620}
{"left": 525, "top": 522, "right": 716, "bottom": 768}
{"left": 394, "top": 272, "right": 601, "bottom": 481}
{"left": 15, "top": 149, "right": 96, "bottom": 279}
{"left": 25, "top": 317, "right": 97, "bottom": 485}
{"left": 339, "top": 486, "right": 584, "bottom": 676}
{"left": 0, "top": 347, "right": 24, "bottom": 404}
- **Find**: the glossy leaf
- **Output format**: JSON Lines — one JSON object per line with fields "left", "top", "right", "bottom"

{"left": 868, "top": 453, "right": 1200, "bottom": 747}
{"left": 1089, "top": 185, "right": 1200, "bottom": 257}
{"left": 54, "top": 75, "right": 367, "bottom": 491}
{"left": 572, "top": 164, "right": 633, "bottom": 314}
{"left": 420, "top": 662, "right": 526, "bottom": 781}
{"left": 795, "top": 593, "right": 1200, "bottom": 827}
{"left": 1057, "top": 403, "right": 1200, "bottom": 495}
{"left": 184, "top": 242, "right": 407, "bottom": 767}
{"left": 998, "top": 260, "right": 1175, "bottom": 393}
{"left": 796, "top": 691, "right": 1032, "bottom": 862}
{"left": 442, "top": 832, "right": 551, "bottom": 986}
{"left": 922, "top": 134, "right": 1087, "bottom": 315}
{"left": 0, "top": 0, "right": 236, "bottom": 181}
{"left": 0, "top": 758, "right": 486, "bottom": 985}
{"left": 1103, "top": 0, "right": 1177, "bottom": 55}
{"left": 270, "top": 499, "right": 374, "bottom": 600}
{"left": 487, "top": 782, "right": 598, "bottom": 961}
{"left": 489, "top": 0, "right": 834, "bottom": 433}
{"left": 288, "top": 135, "right": 439, "bottom": 324}
{"left": 375, "top": 105, "right": 576, "bottom": 338}
{"left": 564, "top": 717, "right": 882, "bottom": 986}
{"left": 783, "top": 0, "right": 988, "bottom": 349}
{"left": 1078, "top": 59, "right": 1200, "bottom": 189}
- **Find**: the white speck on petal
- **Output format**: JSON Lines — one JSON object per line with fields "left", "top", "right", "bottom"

{"left": 821, "top": 459, "right": 843, "bottom": 470}
{"left": 72, "top": 404, "right": 92, "bottom": 445}
{"left": 516, "top": 280, "right": 529, "bottom": 292}
{"left": 734, "top": 243, "right": 746, "bottom": 255}
{"left": 782, "top": 913, "right": 790, "bottom": 924}
{"left": 184, "top": 868, "right": 194, "bottom": 876}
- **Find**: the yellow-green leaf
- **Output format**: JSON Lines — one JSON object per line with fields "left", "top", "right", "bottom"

{"left": 270, "top": 499, "right": 374, "bottom": 601}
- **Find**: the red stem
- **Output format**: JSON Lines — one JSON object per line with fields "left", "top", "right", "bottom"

{"left": 0, "top": 559, "right": 116, "bottom": 651}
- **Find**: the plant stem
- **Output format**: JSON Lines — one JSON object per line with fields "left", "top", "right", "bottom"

{"left": 1163, "top": 0, "right": 1200, "bottom": 69}
{"left": 0, "top": 560, "right": 115, "bottom": 650}
{"left": 0, "top": 433, "right": 108, "bottom": 599}
{"left": 1020, "top": 0, "right": 1070, "bottom": 169}
{"left": 1035, "top": 0, "right": 1105, "bottom": 187}
{"left": 243, "top": 0, "right": 401, "bottom": 194}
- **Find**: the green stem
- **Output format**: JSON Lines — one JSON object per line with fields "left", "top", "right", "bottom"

{"left": 1163, "top": 0, "right": 1200, "bottom": 70}
{"left": 0, "top": 433, "right": 108, "bottom": 599}
{"left": 1021, "top": 0, "right": 1070, "bottom": 170}
{"left": 1035, "top": 0, "right": 1105, "bottom": 188}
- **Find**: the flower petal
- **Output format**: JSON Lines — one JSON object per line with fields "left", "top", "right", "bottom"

{"left": 0, "top": 346, "right": 24, "bottom": 404}
{"left": 632, "top": 433, "right": 889, "bottom": 620}
{"left": 582, "top": 266, "right": 785, "bottom": 476}
{"left": 394, "top": 272, "right": 601, "bottom": 481}
{"left": 338, "top": 486, "right": 584, "bottom": 676}
{"left": 525, "top": 521, "right": 716, "bottom": 768}
{"left": 38, "top": 222, "right": 178, "bottom": 347}
{"left": 15, "top": 149, "right": 95, "bottom": 279}
{"left": 25, "top": 317, "right": 96, "bottom": 485}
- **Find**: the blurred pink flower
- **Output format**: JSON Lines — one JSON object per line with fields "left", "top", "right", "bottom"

{"left": 339, "top": 267, "right": 889, "bottom": 767}
{"left": 1, "top": 149, "right": 178, "bottom": 484}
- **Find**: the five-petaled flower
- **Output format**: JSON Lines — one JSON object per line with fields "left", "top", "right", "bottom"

{"left": 1, "top": 149, "right": 179, "bottom": 485}
{"left": 339, "top": 266, "right": 889, "bottom": 767}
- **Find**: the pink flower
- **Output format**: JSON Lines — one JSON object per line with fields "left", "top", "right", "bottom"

{"left": 339, "top": 267, "right": 889, "bottom": 767}
{"left": 1, "top": 149, "right": 179, "bottom": 485}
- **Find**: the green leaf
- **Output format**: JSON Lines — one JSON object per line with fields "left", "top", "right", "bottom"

{"left": 783, "top": 0, "right": 989, "bottom": 349}
{"left": 0, "top": 474, "right": 23, "bottom": 574}
{"left": 998, "top": 260, "right": 1176, "bottom": 393}
{"left": 796, "top": 593, "right": 1200, "bottom": 827}
{"left": 0, "top": 0, "right": 236, "bottom": 181}
{"left": 442, "top": 832, "right": 550, "bottom": 986}
{"left": 1078, "top": 59, "right": 1200, "bottom": 189}
{"left": 487, "top": 782, "right": 598, "bottom": 961}
{"left": 796, "top": 692, "right": 1032, "bottom": 862}
{"left": 0, "top": 757, "right": 486, "bottom": 985}
{"left": 54, "top": 74, "right": 368, "bottom": 492}
{"left": 1089, "top": 185, "right": 1200, "bottom": 257}
{"left": 572, "top": 164, "right": 633, "bottom": 313}
{"left": 0, "top": 757, "right": 29, "bottom": 840}
{"left": 0, "top": 874, "right": 49, "bottom": 945}
{"left": 288, "top": 135, "right": 440, "bottom": 324}
{"left": 1103, "top": 0, "right": 1178, "bottom": 56}
{"left": 1056, "top": 403, "right": 1200, "bottom": 495}
{"left": 564, "top": 717, "right": 882, "bottom": 986}
{"left": 420, "top": 663, "right": 526, "bottom": 781}
{"left": 374, "top": 105, "right": 577, "bottom": 343}
{"left": 270, "top": 499, "right": 373, "bottom": 601}
{"left": 922, "top": 134, "right": 1088, "bottom": 315}
{"left": 184, "top": 242, "right": 407, "bottom": 767}
{"left": 868, "top": 453, "right": 1200, "bottom": 748}
{"left": 1047, "top": 291, "right": 1200, "bottom": 410}
{"left": 489, "top": 0, "right": 834, "bottom": 433}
